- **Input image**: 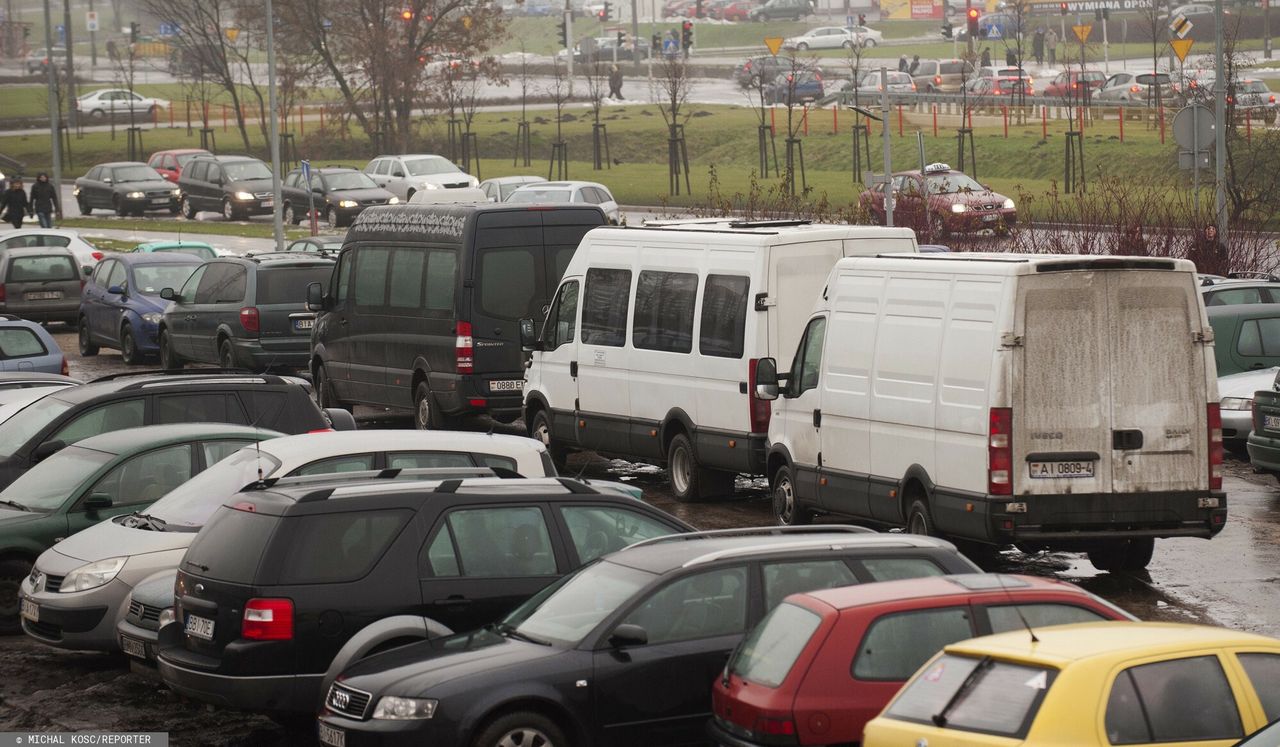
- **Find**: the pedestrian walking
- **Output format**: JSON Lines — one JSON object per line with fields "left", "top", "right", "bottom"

{"left": 1046, "top": 27, "right": 1058, "bottom": 66}
{"left": 0, "top": 178, "right": 29, "bottom": 230}
{"left": 908, "top": 54, "right": 920, "bottom": 75}
{"left": 608, "top": 65, "right": 623, "bottom": 99}
{"left": 1033, "top": 28, "right": 1045, "bottom": 66}
{"left": 1190, "top": 223, "right": 1229, "bottom": 275}
{"left": 980, "top": 46, "right": 992, "bottom": 68}
{"left": 30, "top": 173, "right": 57, "bottom": 229}
{"left": 898, "top": 54, "right": 908, "bottom": 72}
{"left": 1005, "top": 47, "right": 1017, "bottom": 67}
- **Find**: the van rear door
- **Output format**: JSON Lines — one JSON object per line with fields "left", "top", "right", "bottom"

{"left": 1014, "top": 266, "right": 1208, "bottom": 497}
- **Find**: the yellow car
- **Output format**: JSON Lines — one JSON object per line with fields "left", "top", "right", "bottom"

{"left": 864, "top": 622, "right": 1280, "bottom": 747}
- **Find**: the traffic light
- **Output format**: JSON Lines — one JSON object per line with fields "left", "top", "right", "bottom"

{"left": 651, "top": 32, "right": 660, "bottom": 51}
{"left": 400, "top": 9, "right": 413, "bottom": 20}
{"left": 617, "top": 30, "right": 625, "bottom": 46}
{"left": 1102, "top": 7, "right": 1110, "bottom": 19}
{"left": 966, "top": 7, "right": 979, "bottom": 38}
{"left": 1094, "top": 7, "right": 1101, "bottom": 19}
{"left": 557, "top": 16, "right": 568, "bottom": 47}
{"left": 129, "top": 21, "right": 139, "bottom": 43}
{"left": 600, "top": 1, "right": 611, "bottom": 20}
{"left": 1059, "top": 2, "right": 1068, "bottom": 14}
{"left": 681, "top": 19, "right": 693, "bottom": 49}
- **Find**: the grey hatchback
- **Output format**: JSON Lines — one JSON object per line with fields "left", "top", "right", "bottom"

{"left": 0, "top": 247, "right": 84, "bottom": 324}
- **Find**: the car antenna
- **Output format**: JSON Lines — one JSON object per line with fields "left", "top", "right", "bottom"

{"left": 996, "top": 571, "right": 1039, "bottom": 644}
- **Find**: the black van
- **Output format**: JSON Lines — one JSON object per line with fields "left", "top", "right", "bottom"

{"left": 306, "top": 203, "right": 606, "bottom": 429}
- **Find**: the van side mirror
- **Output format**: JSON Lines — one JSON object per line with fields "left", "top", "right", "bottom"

{"left": 83, "top": 493, "right": 113, "bottom": 512}
{"left": 32, "top": 440, "right": 65, "bottom": 462}
{"left": 609, "top": 623, "right": 648, "bottom": 648}
{"left": 519, "top": 318, "right": 540, "bottom": 352}
{"left": 306, "top": 281, "right": 328, "bottom": 312}
{"left": 755, "top": 357, "right": 780, "bottom": 401}
{"left": 159, "top": 287, "right": 177, "bottom": 301}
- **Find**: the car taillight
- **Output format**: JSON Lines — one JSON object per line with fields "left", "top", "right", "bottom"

{"left": 238, "top": 306, "right": 260, "bottom": 333}
{"left": 935, "top": 75, "right": 942, "bottom": 84}
{"left": 753, "top": 717, "right": 796, "bottom": 737}
{"left": 1130, "top": 85, "right": 1141, "bottom": 93}
{"left": 60, "top": 357, "right": 69, "bottom": 376}
{"left": 242, "top": 598, "right": 293, "bottom": 641}
{"left": 91, "top": 251, "right": 104, "bottom": 260}
{"left": 988, "top": 407, "right": 1012, "bottom": 495}
{"left": 1271, "top": 94, "right": 1276, "bottom": 104}
{"left": 1208, "top": 403, "right": 1222, "bottom": 491}
{"left": 911, "top": 82, "right": 917, "bottom": 91}
{"left": 456, "top": 320, "right": 474, "bottom": 374}
{"left": 747, "top": 358, "right": 771, "bottom": 434}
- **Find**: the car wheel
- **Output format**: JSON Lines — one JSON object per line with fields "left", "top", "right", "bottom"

{"left": 796, "top": 42, "right": 809, "bottom": 50}
{"left": 147, "top": 105, "right": 157, "bottom": 118}
{"left": 77, "top": 198, "right": 91, "bottom": 216}
{"left": 113, "top": 196, "right": 127, "bottom": 217}
{"left": 472, "top": 711, "right": 568, "bottom": 747}
{"left": 906, "top": 499, "right": 935, "bottom": 536}
{"left": 90, "top": 108, "right": 105, "bottom": 120}
{"left": 1088, "top": 538, "right": 1154, "bottom": 572}
{"left": 218, "top": 338, "right": 238, "bottom": 370}
{"left": 158, "top": 328, "right": 184, "bottom": 371}
{"left": 413, "top": 381, "right": 453, "bottom": 430}
{"left": 77, "top": 317, "right": 100, "bottom": 356}
{"left": 222, "top": 199, "right": 237, "bottom": 221}
{"left": 314, "top": 363, "right": 350, "bottom": 412}
{"left": 181, "top": 196, "right": 197, "bottom": 219}
{"left": 842, "top": 40, "right": 854, "bottom": 48}
{"left": 120, "top": 324, "right": 142, "bottom": 365}
{"left": 667, "top": 432, "right": 733, "bottom": 502}
{"left": 0, "top": 558, "right": 33, "bottom": 636}
{"left": 863, "top": 38, "right": 877, "bottom": 47}
{"left": 772, "top": 464, "right": 813, "bottom": 525}
{"left": 283, "top": 203, "right": 297, "bottom": 225}
{"left": 530, "top": 409, "right": 568, "bottom": 472}
{"left": 406, "top": 189, "right": 417, "bottom": 202}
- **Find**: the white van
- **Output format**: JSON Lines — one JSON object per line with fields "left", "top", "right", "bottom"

{"left": 758, "top": 253, "right": 1225, "bottom": 572}
{"left": 520, "top": 220, "right": 918, "bottom": 501}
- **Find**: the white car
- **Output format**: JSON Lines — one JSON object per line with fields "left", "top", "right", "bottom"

{"left": 506, "top": 180, "right": 621, "bottom": 224}
{"left": 847, "top": 25, "right": 884, "bottom": 46}
{"left": 74, "top": 89, "right": 170, "bottom": 119}
{"left": 1219, "top": 367, "right": 1279, "bottom": 445}
{"left": 0, "top": 229, "right": 104, "bottom": 271}
{"left": 480, "top": 175, "right": 547, "bottom": 202}
{"left": 783, "top": 27, "right": 860, "bottom": 50}
{"left": 363, "top": 154, "right": 479, "bottom": 201}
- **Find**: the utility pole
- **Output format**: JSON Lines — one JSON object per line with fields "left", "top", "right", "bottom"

{"left": 1214, "top": 0, "right": 1227, "bottom": 239}
{"left": 565, "top": 0, "right": 574, "bottom": 84}
{"left": 631, "top": 0, "right": 640, "bottom": 71}
{"left": 265, "top": 0, "right": 284, "bottom": 250}
{"left": 62, "top": 0, "right": 75, "bottom": 130}
{"left": 41, "top": 0, "right": 62, "bottom": 214}
{"left": 881, "top": 65, "right": 894, "bottom": 227}
{"left": 88, "top": 0, "right": 96, "bottom": 68}
{"left": 1266, "top": 0, "right": 1272, "bottom": 59}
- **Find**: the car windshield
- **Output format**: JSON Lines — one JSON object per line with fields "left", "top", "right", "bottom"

{"left": 504, "top": 560, "right": 653, "bottom": 646}
{"left": 926, "top": 172, "right": 986, "bottom": 194}
{"left": 0, "top": 395, "right": 74, "bottom": 458}
{"left": 133, "top": 264, "right": 199, "bottom": 295}
{"left": 404, "top": 157, "right": 460, "bottom": 176}
{"left": 508, "top": 188, "right": 574, "bottom": 203}
{"left": 1240, "top": 80, "right": 1270, "bottom": 93}
{"left": 1136, "top": 73, "right": 1171, "bottom": 85}
{"left": 149, "top": 447, "right": 282, "bottom": 527}
{"left": 256, "top": 265, "right": 335, "bottom": 303}
{"left": 0, "top": 445, "right": 114, "bottom": 511}
{"left": 223, "top": 161, "right": 272, "bottom": 181}
{"left": 112, "top": 166, "right": 163, "bottom": 183}
{"left": 323, "top": 172, "right": 379, "bottom": 190}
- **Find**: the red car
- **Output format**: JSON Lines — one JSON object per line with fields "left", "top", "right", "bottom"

{"left": 1042, "top": 69, "right": 1107, "bottom": 99}
{"left": 714, "top": 0, "right": 753, "bottom": 20}
{"left": 708, "top": 574, "right": 1135, "bottom": 747}
{"left": 858, "top": 162, "right": 1017, "bottom": 237}
{"left": 146, "top": 148, "right": 212, "bottom": 183}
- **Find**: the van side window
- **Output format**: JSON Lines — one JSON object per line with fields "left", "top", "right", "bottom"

{"left": 388, "top": 249, "right": 426, "bottom": 310}
{"left": 333, "top": 251, "right": 352, "bottom": 305}
{"left": 425, "top": 249, "right": 457, "bottom": 313}
{"left": 633, "top": 271, "right": 697, "bottom": 353}
{"left": 582, "top": 268, "right": 631, "bottom": 347}
{"left": 699, "top": 275, "right": 750, "bottom": 358}
{"left": 545, "top": 281, "right": 579, "bottom": 349}
{"left": 792, "top": 317, "right": 827, "bottom": 394}
{"left": 354, "top": 247, "right": 391, "bottom": 308}
{"left": 215, "top": 266, "right": 247, "bottom": 304}
{"left": 194, "top": 264, "right": 231, "bottom": 304}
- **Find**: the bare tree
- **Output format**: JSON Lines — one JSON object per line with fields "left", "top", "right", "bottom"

{"left": 651, "top": 52, "right": 695, "bottom": 194}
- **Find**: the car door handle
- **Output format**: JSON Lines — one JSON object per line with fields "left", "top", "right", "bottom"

{"left": 434, "top": 596, "right": 472, "bottom": 607}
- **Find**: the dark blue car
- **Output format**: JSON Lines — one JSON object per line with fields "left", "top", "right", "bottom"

{"left": 764, "top": 71, "right": 824, "bottom": 104}
{"left": 78, "top": 253, "right": 202, "bottom": 365}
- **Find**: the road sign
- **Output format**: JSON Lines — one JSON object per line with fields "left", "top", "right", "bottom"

{"left": 85, "top": 11, "right": 98, "bottom": 32}
{"left": 1170, "top": 37, "right": 1194, "bottom": 62}
{"left": 988, "top": 25, "right": 1002, "bottom": 39}
{"left": 1173, "top": 104, "right": 1214, "bottom": 150}
{"left": 158, "top": 21, "right": 179, "bottom": 36}
{"left": 321, "top": 18, "right": 333, "bottom": 29}
{"left": 1169, "top": 13, "right": 1192, "bottom": 39}
{"left": 846, "top": 14, "right": 854, "bottom": 26}
{"left": 1072, "top": 23, "right": 1091, "bottom": 43}
{"left": 764, "top": 36, "right": 783, "bottom": 55}
{"left": 225, "top": 27, "right": 240, "bottom": 42}
{"left": 662, "top": 37, "right": 677, "bottom": 55}
{"left": 462, "top": 15, "right": 472, "bottom": 29}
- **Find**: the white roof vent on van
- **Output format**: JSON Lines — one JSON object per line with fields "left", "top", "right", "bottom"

{"left": 924, "top": 162, "right": 952, "bottom": 174}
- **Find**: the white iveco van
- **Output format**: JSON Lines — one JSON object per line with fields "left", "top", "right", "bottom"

{"left": 758, "top": 253, "right": 1225, "bottom": 572}
{"left": 521, "top": 219, "right": 918, "bottom": 502}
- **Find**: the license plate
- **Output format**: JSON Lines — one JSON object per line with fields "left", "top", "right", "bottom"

{"left": 184, "top": 613, "right": 215, "bottom": 640}
{"left": 262, "top": 200, "right": 274, "bottom": 208}
{"left": 1265, "top": 415, "right": 1280, "bottom": 430}
{"left": 24, "top": 291, "right": 61, "bottom": 300}
{"left": 120, "top": 635, "right": 147, "bottom": 659}
{"left": 318, "top": 723, "right": 345, "bottom": 747}
{"left": 293, "top": 318, "right": 315, "bottom": 331}
{"left": 19, "top": 598, "right": 38, "bottom": 622}
{"left": 1029, "top": 461, "right": 1095, "bottom": 479}
{"left": 490, "top": 379, "right": 524, "bottom": 392}
{"left": 151, "top": 198, "right": 168, "bottom": 205}
{"left": 982, "top": 213, "right": 999, "bottom": 222}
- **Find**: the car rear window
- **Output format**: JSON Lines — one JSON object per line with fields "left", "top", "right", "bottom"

{"left": 134, "top": 264, "right": 199, "bottom": 295}
{"left": 150, "top": 448, "right": 284, "bottom": 528}
{"left": 0, "top": 328, "right": 47, "bottom": 358}
{"left": 730, "top": 602, "right": 822, "bottom": 688}
{"left": 183, "top": 507, "right": 279, "bottom": 582}
{"left": 255, "top": 265, "right": 334, "bottom": 304}
{"left": 477, "top": 247, "right": 538, "bottom": 320}
{"left": 940, "top": 61, "right": 970, "bottom": 74}
{"left": 8, "top": 255, "right": 76, "bottom": 282}
{"left": 885, "top": 654, "right": 1056, "bottom": 739}
{"left": 277, "top": 509, "right": 412, "bottom": 584}
{"left": 1136, "top": 73, "right": 1171, "bottom": 85}
{"left": 854, "top": 607, "right": 974, "bottom": 681}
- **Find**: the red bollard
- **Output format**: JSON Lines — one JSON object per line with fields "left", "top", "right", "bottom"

{"left": 770, "top": 106, "right": 776, "bottom": 136}
{"left": 1159, "top": 104, "right": 1166, "bottom": 144}
{"left": 152, "top": 105, "right": 158, "bottom": 128}
{"left": 967, "top": 109, "right": 973, "bottom": 129}
{"left": 1041, "top": 105, "right": 1047, "bottom": 139}
{"left": 1118, "top": 107, "right": 1124, "bottom": 142}
{"left": 1002, "top": 106, "right": 1008, "bottom": 138}
{"left": 932, "top": 105, "right": 938, "bottom": 137}
{"left": 299, "top": 105, "right": 305, "bottom": 137}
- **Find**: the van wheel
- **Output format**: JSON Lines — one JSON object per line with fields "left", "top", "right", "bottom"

{"left": 1087, "top": 538, "right": 1155, "bottom": 572}
{"left": 77, "top": 317, "right": 99, "bottom": 356}
{"left": 906, "top": 499, "right": 935, "bottom": 536}
{"left": 667, "top": 433, "right": 733, "bottom": 502}
{"left": 158, "top": 329, "right": 184, "bottom": 371}
{"left": 531, "top": 409, "right": 568, "bottom": 472}
{"left": 0, "top": 558, "right": 33, "bottom": 635}
{"left": 414, "top": 382, "right": 453, "bottom": 430}
{"left": 472, "top": 711, "right": 567, "bottom": 747}
{"left": 772, "top": 464, "right": 812, "bottom": 525}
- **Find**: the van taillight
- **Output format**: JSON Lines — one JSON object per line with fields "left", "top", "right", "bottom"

{"left": 243, "top": 598, "right": 293, "bottom": 640}
{"left": 455, "top": 320, "right": 474, "bottom": 374}
{"left": 747, "top": 358, "right": 771, "bottom": 433}
{"left": 988, "top": 407, "right": 1013, "bottom": 496}
{"left": 239, "top": 306, "right": 260, "bottom": 333}
{"left": 1208, "top": 403, "right": 1223, "bottom": 491}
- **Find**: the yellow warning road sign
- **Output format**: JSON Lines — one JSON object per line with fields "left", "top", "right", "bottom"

{"left": 1170, "top": 37, "right": 1194, "bottom": 62}
{"left": 225, "top": 27, "right": 240, "bottom": 42}
{"left": 1072, "top": 23, "right": 1092, "bottom": 43}
{"left": 764, "top": 36, "right": 784, "bottom": 55}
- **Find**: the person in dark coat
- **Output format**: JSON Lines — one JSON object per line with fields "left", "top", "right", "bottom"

{"left": 898, "top": 54, "right": 909, "bottom": 72}
{"left": 1005, "top": 47, "right": 1017, "bottom": 67}
{"left": 1190, "top": 223, "right": 1229, "bottom": 275}
{"left": 30, "top": 173, "right": 57, "bottom": 228}
{"left": 980, "top": 46, "right": 992, "bottom": 68}
{"left": 0, "top": 178, "right": 29, "bottom": 230}
{"left": 908, "top": 54, "right": 920, "bottom": 74}
{"left": 608, "top": 65, "right": 624, "bottom": 99}
{"left": 1033, "top": 28, "right": 1045, "bottom": 66}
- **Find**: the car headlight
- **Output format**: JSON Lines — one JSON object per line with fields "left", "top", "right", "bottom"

{"left": 126, "top": 191, "right": 146, "bottom": 199}
{"left": 157, "top": 607, "right": 176, "bottom": 628}
{"left": 233, "top": 191, "right": 255, "bottom": 201}
{"left": 142, "top": 312, "right": 163, "bottom": 325}
{"left": 337, "top": 199, "right": 358, "bottom": 208}
{"left": 1221, "top": 397, "right": 1253, "bottom": 410}
{"left": 388, "top": 196, "right": 400, "bottom": 204}
{"left": 372, "top": 696, "right": 438, "bottom": 720}
{"left": 1003, "top": 198, "right": 1015, "bottom": 209}
{"left": 421, "top": 182, "right": 440, "bottom": 190}
{"left": 171, "top": 188, "right": 181, "bottom": 198}
{"left": 72, "top": 187, "right": 81, "bottom": 196}
{"left": 951, "top": 203, "right": 968, "bottom": 213}
{"left": 61, "top": 556, "right": 126, "bottom": 593}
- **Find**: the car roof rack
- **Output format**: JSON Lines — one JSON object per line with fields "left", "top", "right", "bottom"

{"left": 1226, "top": 271, "right": 1280, "bottom": 282}
{"left": 726, "top": 219, "right": 812, "bottom": 229}
{"left": 89, "top": 367, "right": 257, "bottom": 384}
{"left": 682, "top": 535, "right": 940, "bottom": 568}
{"left": 620, "top": 524, "right": 874, "bottom": 553}
{"left": 248, "top": 467, "right": 517, "bottom": 502}
{"left": 432, "top": 475, "right": 601, "bottom": 495}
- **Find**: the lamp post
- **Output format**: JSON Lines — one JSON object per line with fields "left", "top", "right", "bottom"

{"left": 1213, "top": 0, "right": 1226, "bottom": 239}
{"left": 42, "top": 0, "right": 62, "bottom": 211}
{"left": 265, "top": 0, "right": 284, "bottom": 250}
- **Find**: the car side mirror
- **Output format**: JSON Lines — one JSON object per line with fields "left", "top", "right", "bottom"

{"left": 609, "top": 623, "right": 648, "bottom": 648}
{"left": 102, "top": 177, "right": 112, "bottom": 184}
{"left": 306, "top": 281, "right": 329, "bottom": 312}
{"left": 159, "top": 287, "right": 177, "bottom": 301}
{"left": 83, "top": 492, "right": 113, "bottom": 512}
{"left": 32, "top": 440, "right": 65, "bottom": 462}
{"left": 755, "top": 357, "right": 780, "bottom": 401}
{"left": 519, "top": 317, "right": 540, "bottom": 352}
{"left": 106, "top": 284, "right": 124, "bottom": 295}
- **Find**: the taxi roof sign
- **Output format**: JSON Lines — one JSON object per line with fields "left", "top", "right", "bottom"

{"left": 764, "top": 36, "right": 784, "bottom": 55}
{"left": 924, "top": 162, "right": 951, "bottom": 173}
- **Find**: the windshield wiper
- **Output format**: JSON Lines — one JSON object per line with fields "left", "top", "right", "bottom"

{"left": 932, "top": 656, "right": 993, "bottom": 728}
{"left": 492, "top": 622, "right": 551, "bottom": 646}
{"left": 0, "top": 499, "right": 30, "bottom": 512}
